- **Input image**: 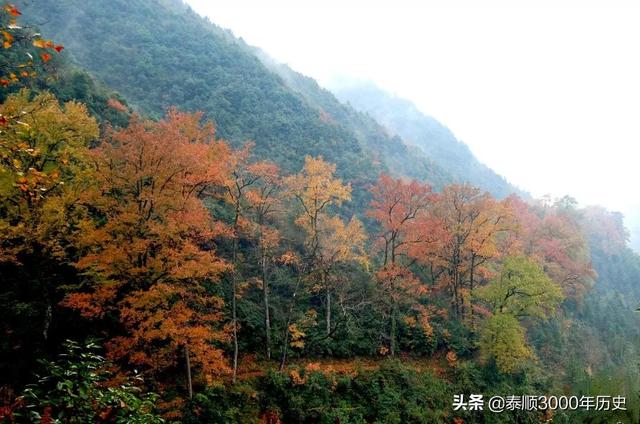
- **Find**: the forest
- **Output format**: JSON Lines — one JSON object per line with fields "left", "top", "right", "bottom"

{"left": 2, "top": 2, "right": 640, "bottom": 423}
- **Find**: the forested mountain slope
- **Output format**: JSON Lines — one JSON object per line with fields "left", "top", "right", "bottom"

{"left": 334, "top": 82, "right": 522, "bottom": 198}
{"left": 254, "top": 51, "right": 454, "bottom": 190}
{"left": 16, "top": 0, "right": 370, "bottom": 180}
{"left": 17, "top": 0, "right": 462, "bottom": 193}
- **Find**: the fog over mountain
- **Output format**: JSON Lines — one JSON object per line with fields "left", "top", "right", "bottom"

{"left": 184, "top": 0, "right": 640, "bottom": 251}
{"left": 331, "top": 80, "right": 523, "bottom": 199}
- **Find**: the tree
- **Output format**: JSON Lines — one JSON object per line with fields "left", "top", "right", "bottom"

{"left": 62, "top": 110, "right": 233, "bottom": 391}
{"left": 429, "top": 184, "right": 515, "bottom": 320}
{"left": 476, "top": 256, "right": 563, "bottom": 374}
{"left": 277, "top": 250, "right": 308, "bottom": 371}
{"left": 0, "top": 90, "right": 98, "bottom": 381}
{"left": 285, "top": 155, "right": 354, "bottom": 337}
{"left": 285, "top": 155, "right": 351, "bottom": 259}
{"left": 223, "top": 142, "right": 280, "bottom": 381}
{"left": 508, "top": 195, "right": 595, "bottom": 302}
{"left": 315, "top": 214, "right": 368, "bottom": 336}
{"left": 0, "top": 90, "right": 98, "bottom": 261}
{"left": 372, "top": 265, "right": 431, "bottom": 356}
{"left": 536, "top": 214, "right": 595, "bottom": 300}
{"left": 475, "top": 256, "right": 563, "bottom": 319}
{"left": 0, "top": 90, "right": 97, "bottom": 385}
{"left": 581, "top": 206, "right": 628, "bottom": 256}
{"left": 367, "top": 174, "right": 442, "bottom": 355}
{"left": 478, "top": 313, "right": 532, "bottom": 374}
{"left": 367, "top": 174, "right": 440, "bottom": 268}
{"left": 245, "top": 158, "right": 282, "bottom": 361}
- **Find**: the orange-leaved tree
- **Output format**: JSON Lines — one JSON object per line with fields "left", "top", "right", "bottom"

{"left": 367, "top": 174, "right": 444, "bottom": 356}
{"left": 223, "top": 142, "right": 281, "bottom": 381}
{"left": 285, "top": 155, "right": 351, "bottom": 259}
{"left": 581, "top": 205, "right": 628, "bottom": 256}
{"left": 245, "top": 159, "right": 282, "bottom": 360}
{"left": 62, "top": 110, "right": 233, "bottom": 393}
{"left": 428, "top": 184, "right": 516, "bottom": 321}
{"left": 508, "top": 195, "right": 595, "bottom": 302}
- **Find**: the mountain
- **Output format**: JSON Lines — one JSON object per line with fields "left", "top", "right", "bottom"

{"left": 253, "top": 51, "right": 454, "bottom": 190}
{"left": 333, "top": 82, "right": 523, "bottom": 199}
{"left": 16, "top": 0, "right": 369, "bottom": 182}
{"left": 17, "top": 0, "right": 463, "bottom": 196}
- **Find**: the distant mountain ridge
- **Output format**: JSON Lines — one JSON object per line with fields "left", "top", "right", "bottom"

{"left": 333, "top": 82, "right": 524, "bottom": 198}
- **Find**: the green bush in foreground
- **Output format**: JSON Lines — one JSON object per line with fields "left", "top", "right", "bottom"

{"left": 15, "top": 340, "right": 164, "bottom": 424}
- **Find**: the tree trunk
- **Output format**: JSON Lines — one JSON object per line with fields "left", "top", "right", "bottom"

{"left": 232, "top": 274, "right": 238, "bottom": 384}
{"left": 279, "top": 328, "right": 289, "bottom": 371}
{"left": 324, "top": 272, "right": 331, "bottom": 336}
{"left": 43, "top": 303, "right": 52, "bottom": 341}
{"left": 231, "top": 224, "right": 239, "bottom": 384}
{"left": 469, "top": 255, "right": 476, "bottom": 328}
{"left": 261, "top": 251, "right": 271, "bottom": 360}
{"left": 452, "top": 270, "right": 460, "bottom": 317}
{"left": 185, "top": 344, "right": 193, "bottom": 399}
{"left": 390, "top": 301, "right": 397, "bottom": 357}
{"left": 280, "top": 270, "right": 305, "bottom": 371}
{"left": 279, "top": 309, "right": 292, "bottom": 371}
{"left": 42, "top": 274, "right": 53, "bottom": 342}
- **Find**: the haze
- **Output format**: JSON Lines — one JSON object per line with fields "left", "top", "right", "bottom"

{"left": 185, "top": 0, "right": 640, "bottom": 246}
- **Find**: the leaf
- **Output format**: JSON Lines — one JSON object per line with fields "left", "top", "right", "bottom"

{"left": 4, "top": 5, "right": 21, "bottom": 16}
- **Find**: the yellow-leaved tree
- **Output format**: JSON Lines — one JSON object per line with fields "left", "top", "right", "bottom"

{"left": 476, "top": 256, "right": 563, "bottom": 373}
{"left": 0, "top": 90, "right": 97, "bottom": 344}
{"left": 285, "top": 155, "right": 366, "bottom": 336}
{"left": 62, "top": 110, "right": 233, "bottom": 395}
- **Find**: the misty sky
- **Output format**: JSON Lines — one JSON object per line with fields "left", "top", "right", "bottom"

{"left": 185, "top": 0, "right": 640, "bottom": 235}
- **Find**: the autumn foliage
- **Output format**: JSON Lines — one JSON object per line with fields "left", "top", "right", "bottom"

{"left": 62, "top": 111, "right": 233, "bottom": 382}
{"left": 0, "top": 36, "right": 602, "bottom": 416}
{"left": 0, "top": 90, "right": 98, "bottom": 261}
{"left": 1, "top": 96, "right": 599, "bottom": 396}
{"left": 0, "top": 4, "right": 64, "bottom": 87}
